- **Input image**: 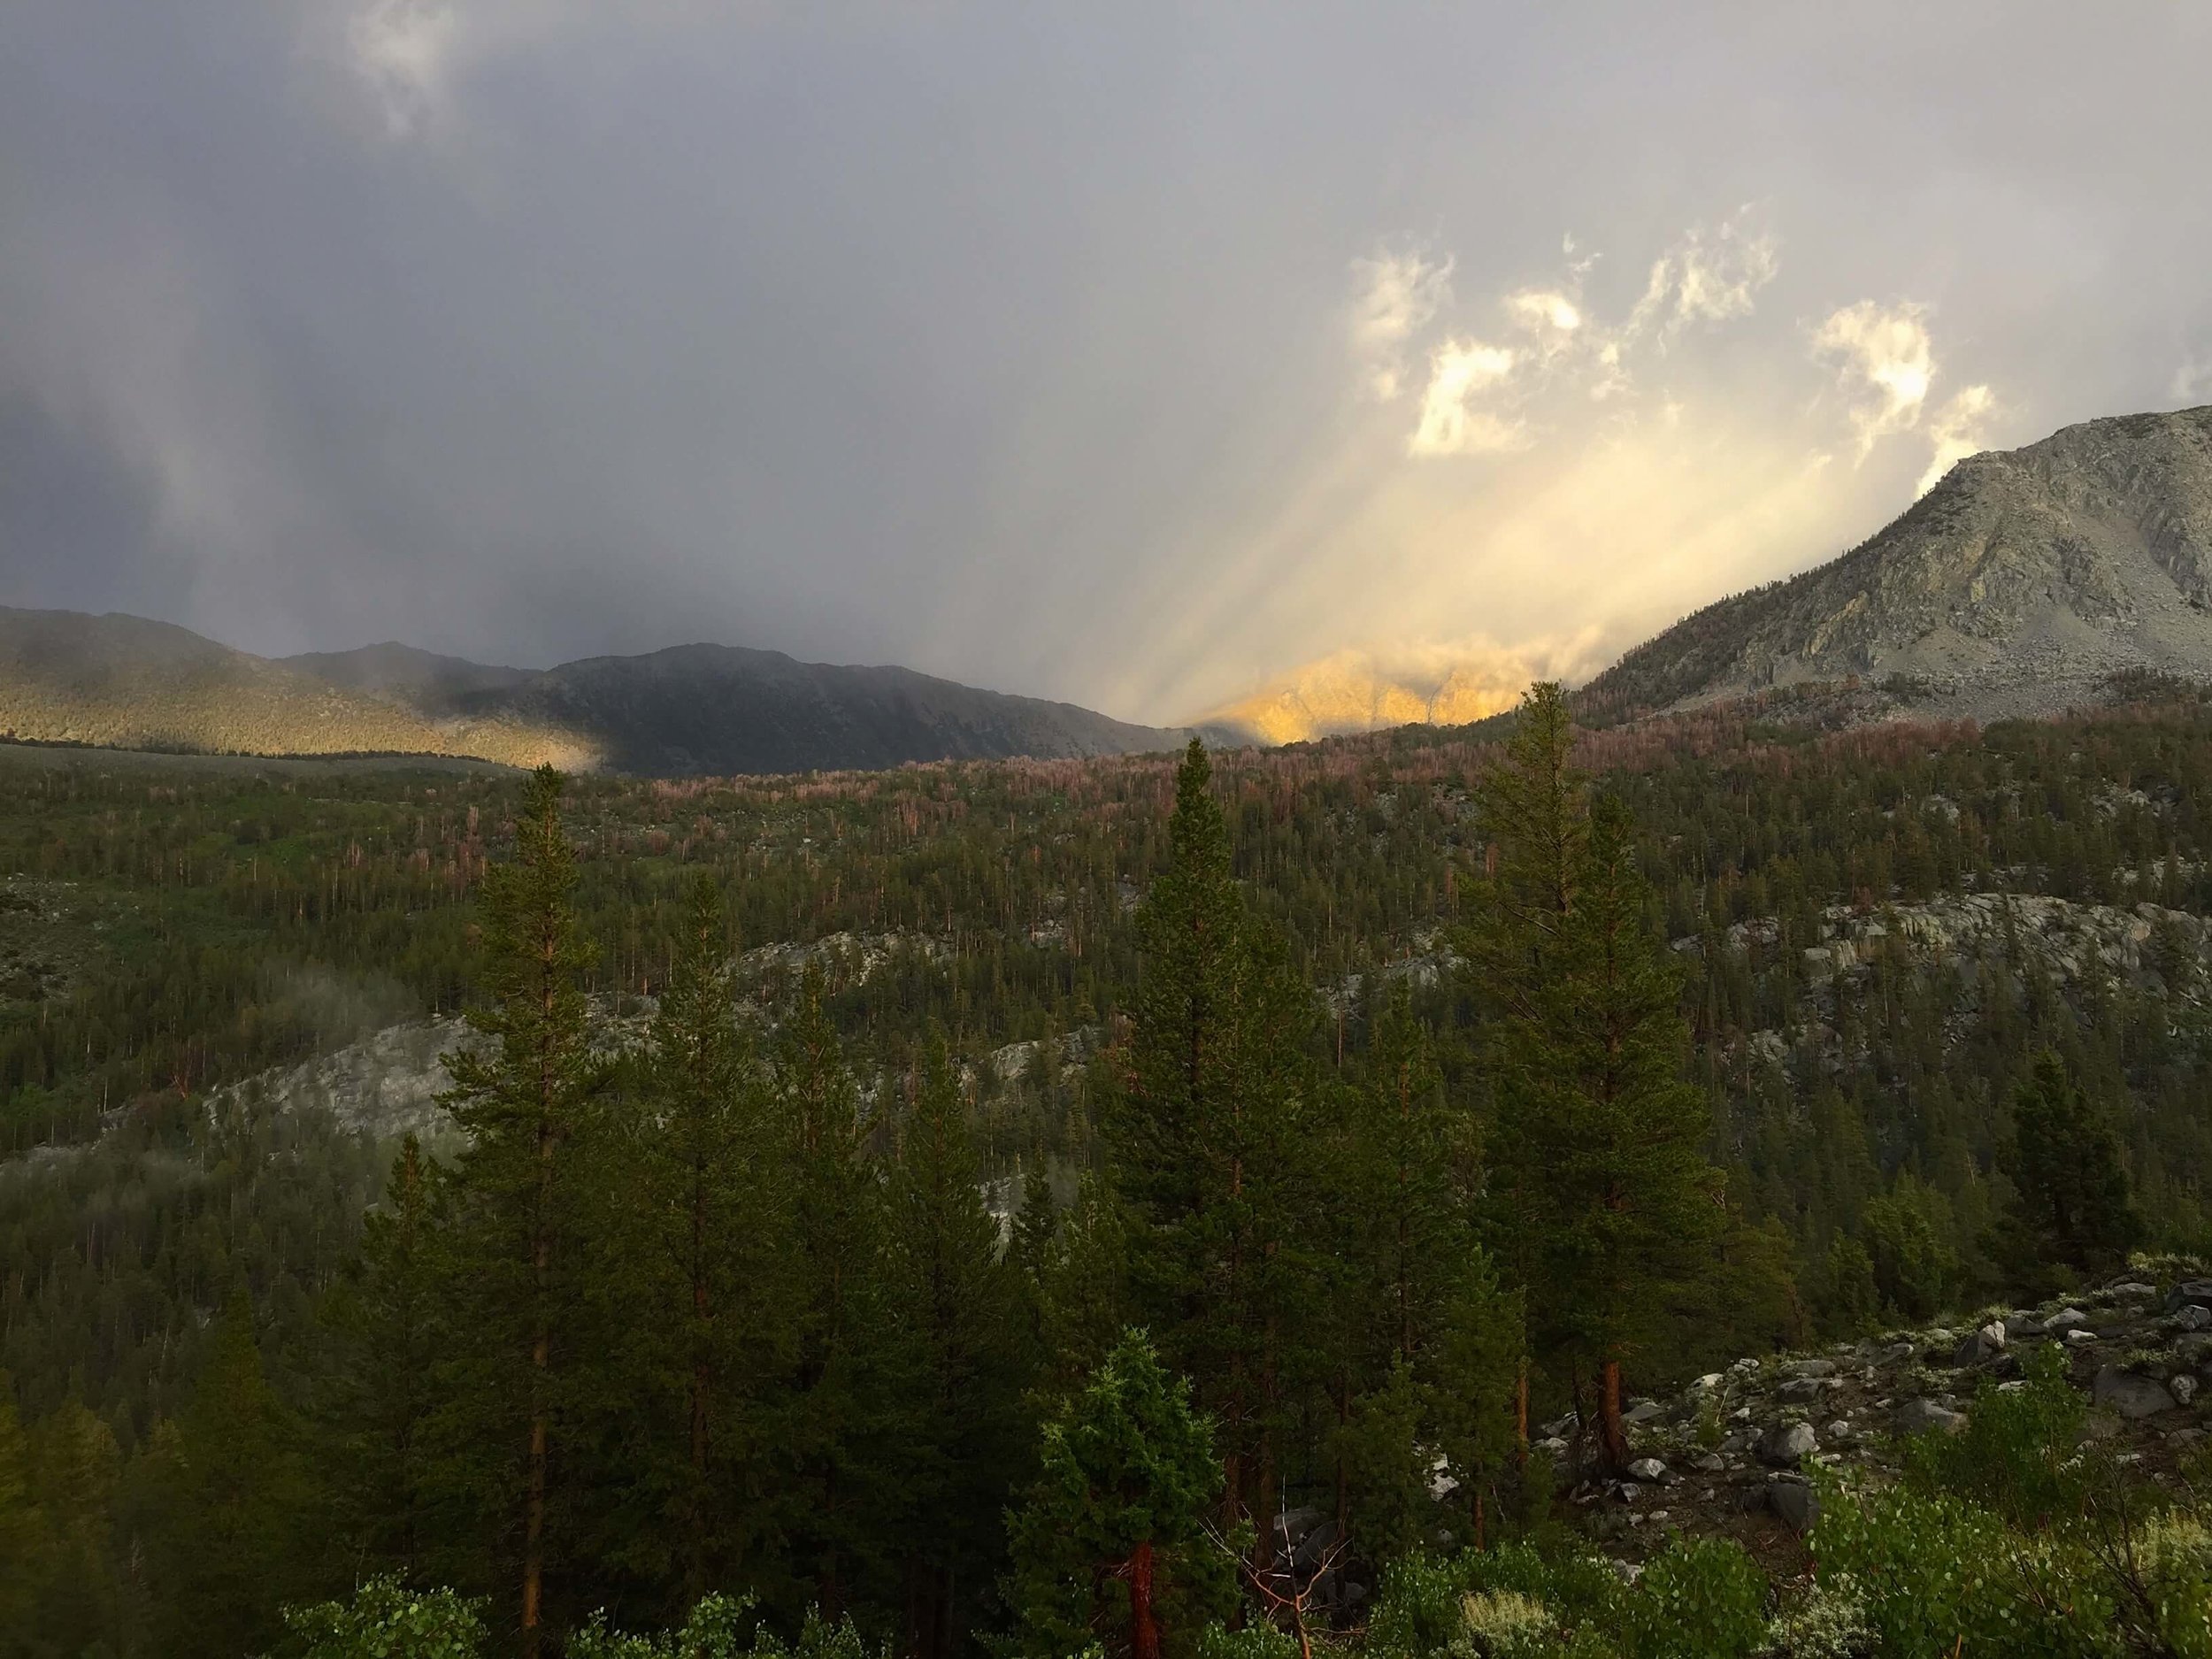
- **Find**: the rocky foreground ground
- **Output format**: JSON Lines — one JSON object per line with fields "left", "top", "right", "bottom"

{"left": 1548, "top": 1271, "right": 2212, "bottom": 1570}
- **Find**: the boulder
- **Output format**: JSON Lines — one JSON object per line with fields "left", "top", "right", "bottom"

{"left": 1898, "top": 1399, "right": 1967, "bottom": 1436}
{"left": 1778, "top": 1378, "right": 1831, "bottom": 1402}
{"left": 1625, "top": 1458, "right": 1669, "bottom": 1483}
{"left": 2065, "top": 1328, "right": 2099, "bottom": 1348}
{"left": 2047, "top": 1307, "right": 2092, "bottom": 1333}
{"left": 2167, "top": 1280, "right": 2212, "bottom": 1315}
{"left": 2175, "top": 1375, "right": 2200, "bottom": 1407}
{"left": 2175, "top": 1305, "right": 2212, "bottom": 1333}
{"left": 1953, "top": 1322, "right": 2008, "bottom": 1366}
{"left": 1623, "top": 1399, "right": 1667, "bottom": 1425}
{"left": 2094, "top": 1366, "right": 2178, "bottom": 1419}
{"left": 1786, "top": 1358, "right": 1839, "bottom": 1379}
{"left": 1767, "top": 1474, "right": 1819, "bottom": 1534}
{"left": 2004, "top": 1312, "right": 2046, "bottom": 1340}
{"left": 1756, "top": 1422, "right": 1818, "bottom": 1466}
{"left": 1691, "top": 1452, "right": 1727, "bottom": 1473}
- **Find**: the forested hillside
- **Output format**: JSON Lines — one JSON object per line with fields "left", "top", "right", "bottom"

{"left": 11, "top": 687, "right": 2212, "bottom": 1655}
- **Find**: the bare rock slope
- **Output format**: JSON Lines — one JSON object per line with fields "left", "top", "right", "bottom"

{"left": 1586, "top": 405, "right": 2212, "bottom": 720}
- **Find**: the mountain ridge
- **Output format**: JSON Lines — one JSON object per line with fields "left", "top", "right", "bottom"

{"left": 0, "top": 608, "right": 1191, "bottom": 775}
{"left": 1582, "top": 403, "right": 2212, "bottom": 722}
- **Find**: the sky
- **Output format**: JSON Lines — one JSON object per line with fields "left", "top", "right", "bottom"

{"left": 4, "top": 4, "right": 2212, "bottom": 726}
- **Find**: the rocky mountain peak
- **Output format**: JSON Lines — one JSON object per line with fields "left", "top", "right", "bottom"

{"left": 1584, "top": 404, "right": 2212, "bottom": 721}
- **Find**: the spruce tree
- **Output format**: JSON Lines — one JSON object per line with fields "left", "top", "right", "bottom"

{"left": 1474, "top": 687, "right": 1722, "bottom": 1470}
{"left": 1111, "top": 739, "right": 1320, "bottom": 1550}
{"left": 436, "top": 764, "right": 600, "bottom": 1655}
{"left": 25, "top": 1401, "right": 125, "bottom": 1658}
{"left": 147, "top": 1294, "right": 316, "bottom": 1658}
{"left": 332, "top": 1133, "right": 446, "bottom": 1581}
{"left": 1998, "top": 1049, "right": 2146, "bottom": 1291}
{"left": 603, "top": 873, "right": 788, "bottom": 1610}
{"left": 885, "top": 1036, "right": 1031, "bottom": 1659}
{"left": 768, "top": 965, "right": 896, "bottom": 1625}
{"left": 1333, "top": 981, "right": 1517, "bottom": 1555}
{"left": 0, "top": 1382, "right": 42, "bottom": 1640}
{"left": 1001, "top": 1332, "right": 1232, "bottom": 1659}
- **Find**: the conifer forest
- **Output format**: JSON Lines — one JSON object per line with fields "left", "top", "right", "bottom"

{"left": 15, "top": 685, "right": 2212, "bottom": 1657}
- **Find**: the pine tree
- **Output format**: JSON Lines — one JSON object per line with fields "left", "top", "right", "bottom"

{"left": 147, "top": 1293, "right": 316, "bottom": 1658}
{"left": 1998, "top": 1049, "right": 2146, "bottom": 1291}
{"left": 1030, "top": 1171, "right": 1134, "bottom": 1401}
{"left": 885, "top": 1036, "right": 1032, "bottom": 1659}
{"left": 0, "top": 1381, "right": 42, "bottom": 1642}
{"left": 1001, "top": 1332, "right": 1233, "bottom": 1659}
{"left": 1474, "top": 687, "right": 1723, "bottom": 1471}
{"left": 603, "top": 874, "right": 788, "bottom": 1610}
{"left": 332, "top": 1133, "right": 446, "bottom": 1581}
{"left": 25, "top": 1400, "right": 124, "bottom": 1658}
{"left": 436, "top": 764, "right": 601, "bottom": 1655}
{"left": 769, "top": 965, "right": 896, "bottom": 1625}
{"left": 1111, "top": 739, "right": 1320, "bottom": 1550}
{"left": 1332, "top": 981, "right": 1517, "bottom": 1555}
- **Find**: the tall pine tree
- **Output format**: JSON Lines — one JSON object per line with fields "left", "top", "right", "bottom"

{"left": 1474, "top": 687, "right": 1722, "bottom": 1471}
{"left": 1111, "top": 740, "right": 1321, "bottom": 1557}
{"left": 437, "top": 764, "right": 600, "bottom": 1655}
{"left": 597, "top": 874, "right": 789, "bottom": 1611}
{"left": 885, "top": 1035, "right": 1031, "bottom": 1659}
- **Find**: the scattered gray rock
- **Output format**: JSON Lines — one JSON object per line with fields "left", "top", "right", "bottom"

{"left": 1767, "top": 1475, "right": 1819, "bottom": 1534}
{"left": 1787, "top": 1359, "right": 1839, "bottom": 1379}
{"left": 1625, "top": 1458, "right": 1669, "bottom": 1483}
{"left": 2094, "top": 1367, "right": 2178, "bottom": 1419}
{"left": 1898, "top": 1399, "right": 1968, "bottom": 1436}
{"left": 2176, "top": 1375, "right": 2200, "bottom": 1408}
{"left": 1691, "top": 1452, "right": 1727, "bottom": 1473}
{"left": 1778, "top": 1377, "right": 1832, "bottom": 1402}
{"left": 2047, "top": 1308, "right": 2092, "bottom": 1333}
{"left": 2066, "top": 1328, "right": 2100, "bottom": 1348}
{"left": 1954, "top": 1322, "right": 2008, "bottom": 1365}
{"left": 1757, "top": 1422, "right": 1819, "bottom": 1466}
{"left": 1623, "top": 1399, "right": 1667, "bottom": 1425}
{"left": 2176, "top": 1305, "right": 2212, "bottom": 1333}
{"left": 2004, "top": 1313, "right": 2047, "bottom": 1340}
{"left": 2167, "top": 1280, "right": 2212, "bottom": 1315}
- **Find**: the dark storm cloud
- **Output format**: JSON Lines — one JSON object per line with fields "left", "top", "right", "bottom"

{"left": 4, "top": 4, "right": 2211, "bottom": 721}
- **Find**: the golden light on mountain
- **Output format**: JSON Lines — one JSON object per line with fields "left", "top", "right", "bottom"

{"left": 1196, "top": 646, "right": 1536, "bottom": 745}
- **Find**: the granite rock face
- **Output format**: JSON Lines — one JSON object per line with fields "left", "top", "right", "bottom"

{"left": 1586, "top": 405, "right": 2212, "bottom": 722}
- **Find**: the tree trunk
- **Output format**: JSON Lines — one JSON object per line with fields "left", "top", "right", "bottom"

{"left": 1599, "top": 1359, "right": 1628, "bottom": 1471}
{"left": 1128, "top": 1538, "right": 1161, "bottom": 1659}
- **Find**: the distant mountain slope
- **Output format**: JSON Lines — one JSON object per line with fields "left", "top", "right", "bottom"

{"left": 1583, "top": 404, "right": 2212, "bottom": 720}
{"left": 1, "top": 609, "right": 1188, "bottom": 774}
{"left": 0, "top": 607, "right": 585, "bottom": 766}
{"left": 1195, "top": 648, "right": 1528, "bottom": 745}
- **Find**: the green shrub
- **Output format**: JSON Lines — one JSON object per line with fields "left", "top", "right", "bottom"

{"left": 1901, "top": 1343, "right": 2085, "bottom": 1526}
{"left": 1194, "top": 1620, "right": 1301, "bottom": 1659}
{"left": 568, "top": 1596, "right": 879, "bottom": 1659}
{"left": 1760, "top": 1570, "right": 1872, "bottom": 1658}
{"left": 1629, "top": 1535, "right": 1765, "bottom": 1659}
{"left": 1459, "top": 1589, "right": 1554, "bottom": 1657}
{"left": 280, "top": 1577, "right": 488, "bottom": 1659}
{"left": 1809, "top": 1472, "right": 2115, "bottom": 1657}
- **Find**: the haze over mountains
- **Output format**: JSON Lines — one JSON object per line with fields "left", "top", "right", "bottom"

{"left": 7, "top": 403, "right": 2212, "bottom": 772}
{"left": 0, "top": 611, "right": 1191, "bottom": 774}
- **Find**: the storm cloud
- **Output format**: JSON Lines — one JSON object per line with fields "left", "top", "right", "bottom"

{"left": 4, "top": 4, "right": 2211, "bottom": 723}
